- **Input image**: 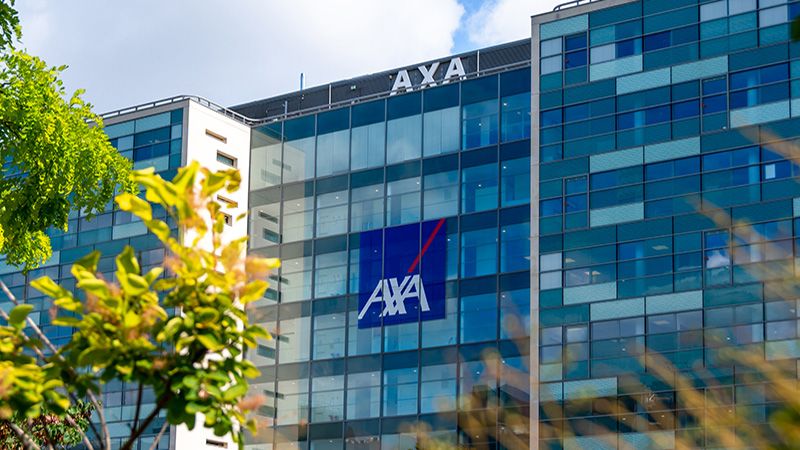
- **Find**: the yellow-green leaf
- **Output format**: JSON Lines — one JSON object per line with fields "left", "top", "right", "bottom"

{"left": 30, "top": 276, "right": 65, "bottom": 298}
{"left": 116, "top": 245, "right": 140, "bottom": 277}
{"left": 8, "top": 304, "right": 33, "bottom": 326}
{"left": 115, "top": 192, "right": 153, "bottom": 221}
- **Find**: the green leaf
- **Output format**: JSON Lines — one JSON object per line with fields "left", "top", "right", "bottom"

{"left": 8, "top": 304, "right": 33, "bottom": 326}
{"left": 146, "top": 219, "right": 172, "bottom": 242}
{"left": 76, "top": 278, "right": 110, "bottom": 297}
{"left": 77, "top": 347, "right": 109, "bottom": 367}
{"left": 52, "top": 316, "right": 81, "bottom": 327}
{"left": 246, "top": 325, "right": 271, "bottom": 340}
{"left": 124, "top": 311, "right": 141, "bottom": 328}
{"left": 144, "top": 266, "right": 164, "bottom": 284}
{"left": 196, "top": 307, "right": 220, "bottom": 324}
{"left": 115, "top": 193, "right": 152, "bottom": 221}
{"left": 53, "top": 296, "right": 82, "bottom": 313}
{"left": 172, "top": 161, "right": 199, "bottom": 193}
{"left": 185, "top": 402, "right": 204, "bottom": 414}
{"left": 222, "top": 383, "right": 247, "bottom": 402}
{"left": 116, "top": 245, "right": 140, "bottom": 276}
{"left": 196, "top": 334, "right": 224, "bottom": 351}
{"left": 124, "top": 273, "right": 150, "bottom": 295}
{"left": 74, "top": 250, "right": 101, "bottom": 272}
{"left": 31, "top": 276, "right": 66, "bottom": 298}
{"left": 239, "top": 280, "right": 268, "bottom": 304}
{"left": 182, "top": 375, "right": 199, "bottom": 390}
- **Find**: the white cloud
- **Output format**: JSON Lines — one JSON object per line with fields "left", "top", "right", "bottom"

{"left": 15, "top": 0, "right": 464, "bottom": 113}
{"left": 466, "top": 0, "right": 564, "bottom": 47}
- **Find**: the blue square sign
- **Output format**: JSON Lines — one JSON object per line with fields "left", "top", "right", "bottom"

{"left": 357, "top": 219, "right": 447, "bottom": 328}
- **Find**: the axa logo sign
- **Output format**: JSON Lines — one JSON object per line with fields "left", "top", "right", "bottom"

{"left": 358, "top": 219, "right": 447, "bottom": 328}
{"left": 391, "top": 57, "right": 466, "bottom": 94}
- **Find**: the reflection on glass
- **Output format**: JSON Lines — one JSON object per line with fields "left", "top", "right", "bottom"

{"left": 283, "top": 136, "right": 315, "bottom": 182}
{"left": 351, "top": 122, "right": 385, "bottom": 170}
{"left": 501, "top": 92, "right": 531, "bottom": 142}
{"left": 250, "top": 125, "right": 282, "bottom": 189}
{"left": 347, "top": 371, "right": 381, "bottom": 419}
{"left": 423, "top": 106, "right": 460, "bottom": 157}
{"left": 387, "top": 115, "right": 422, "bottom": 164}
{"left": 461, "top": 227, "right": 498, "bottom": 278}
{"left": 316, "top": 191, "right": 348, "bottom": 237}
{"left": 351, "top": 183, "right": 384, "bottom": 232}
{"left": 501, "top": 157, "right": 530, "bottom": 207}
{"left": 462, "top": 100, "right": 499, "bottom": 149}
{"left": 462, "top": 163, "right": 498, "bottom": 213}
{"left": 383, "top": 367, "right": 418, "bottom": 416}
{"left": 423, "top": 170, "right": 459, "bottom": 219}
{"left": 317, "top": 129, "right": 350, "bottom": 177}
{"left": 460, "top": 293, "right": 498, "bottom": 343}
{"left": 387, "top": 177, "right": 421, "bottom": 226}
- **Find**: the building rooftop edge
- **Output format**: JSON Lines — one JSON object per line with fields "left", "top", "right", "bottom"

{"left": 98, "top": 38, "right": 532, "bottom": 125}
{"left": 229, "top": 38, "right": 531, "bottom": 114}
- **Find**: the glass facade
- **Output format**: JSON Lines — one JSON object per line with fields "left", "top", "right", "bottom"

{"left": 247, "top": 67, "right": 532, "bottom": 449}
{"left": 0, "top": 109, "right": 184, "bottom": 449}
{"left": 537, "top": 0, "right": 800, "bottom": 448}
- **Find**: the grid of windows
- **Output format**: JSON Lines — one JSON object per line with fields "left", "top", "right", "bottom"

{"left": 247, "top": 68, "right": 532, "bottom": 449}
{"left": 538, "top": 1, "right": 800, "bottom": 448}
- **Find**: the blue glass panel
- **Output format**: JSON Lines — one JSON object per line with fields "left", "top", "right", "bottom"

{"left": 672, "top": 25, "right": 698, "bottom": 45}
{"left": 541, "top": 199, "right": 563, "bottom": 216}
{"left": 703, "top": 94, "right": 727, "bottom": 114}
{"left": 541, "top": 109, "right": 563, "bottom": 127}
{"left": 387, "top": 91, "right": 422, "bottom": 119}
{"left": 566, "top": 176, "right": 587, "bottom": 194}
{"left": 462, "top": 162, "right": 498, "bottom": 213}
{"left": 565, "top": 33, "right": 587, "bottom": 51}
{"left": 461, "top": 228, "right": 498, "bottom": 278}
{"left": 616, "top": 38, "right": 642, "bottom": 57}
{"left": 565, "top": 194, "right": 587, "bottom": 212}
{"left": 565, "top": 103, "right": 590, "bottom": 122}
{"left": 673, "top": 100, "right": 700, "bottom": 119}
{"left": 564, "top": 50, "right": 587, "bottom": 68}
{"left": 703, "top": 78, "right": 727, "bottom": 95}
{"left": 591, "top": 166, "right": 642, "bottom": 190}
{"left": 460, "top": 293, "right": 497, "bottom": 343}
{"left": 352, "top": 100, "right": 386, "bottom": 126}
{"left": 133, "top": 127, "right": 170, "bottom": 147}
{"left": 730, "top": 62, "right": 789, "bottom": 89}
{"left": 644, "top": 31, "right": 671, "bottom": 51}
{"left": 645, "top": 105, "right": 671, "bottom": 125}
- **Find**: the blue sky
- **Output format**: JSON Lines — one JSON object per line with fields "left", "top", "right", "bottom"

{"left": 16, "top": 0, "right": 562, "bottom": 113}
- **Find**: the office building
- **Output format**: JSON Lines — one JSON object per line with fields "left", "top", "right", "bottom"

{"left": 4, "top": 0, "right": 800, "bottom": 448}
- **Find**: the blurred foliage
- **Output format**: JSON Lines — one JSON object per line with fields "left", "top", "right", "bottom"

{"left": 0, "top": 163, "right": 278, "bottom": 450}
{"left": 0, "top": 0, "right": 133, "bottom": 269}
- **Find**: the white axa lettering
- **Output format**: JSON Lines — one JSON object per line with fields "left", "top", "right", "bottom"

{"left": 391, "top": 57, "right": 465, "bottom": 93}
{"left": 358, "top": 274, "right": 430, "bottom": 320}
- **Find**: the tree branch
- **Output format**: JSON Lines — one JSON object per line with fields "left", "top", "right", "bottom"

{"left": 0, "top": 280, "right": 111, "bottom": 450}
{"left": 63, "top": 414, "right": 95, "bottom": 450}
{"left": 119, "top": 389, "right": 172, "bottom": 450}
{"left": 6, "top": 420, "right": 40, "bottom": 450}
{"left": 131, "top": 382, "right": 143, "bottom": 436}
{"left": 147, "top": 420, "right": 169, "bottom": 450}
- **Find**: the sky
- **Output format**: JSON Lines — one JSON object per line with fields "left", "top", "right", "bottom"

{"left": 16, "top": 0, "right": 564, "bottom": 114}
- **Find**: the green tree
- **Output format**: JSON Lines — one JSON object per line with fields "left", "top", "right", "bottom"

{"left": 0, "top": 0, "right": 133, "bottom": 269}
{"left": 0, "top": 163, "right": 277, "bottom": 450}
{"left": 0, "top": 402, "right": 93, "bottom": 450}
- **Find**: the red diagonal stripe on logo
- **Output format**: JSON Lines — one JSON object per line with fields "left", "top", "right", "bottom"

{"left": 407, "top": 218, "right": 446, "bottom": 274}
